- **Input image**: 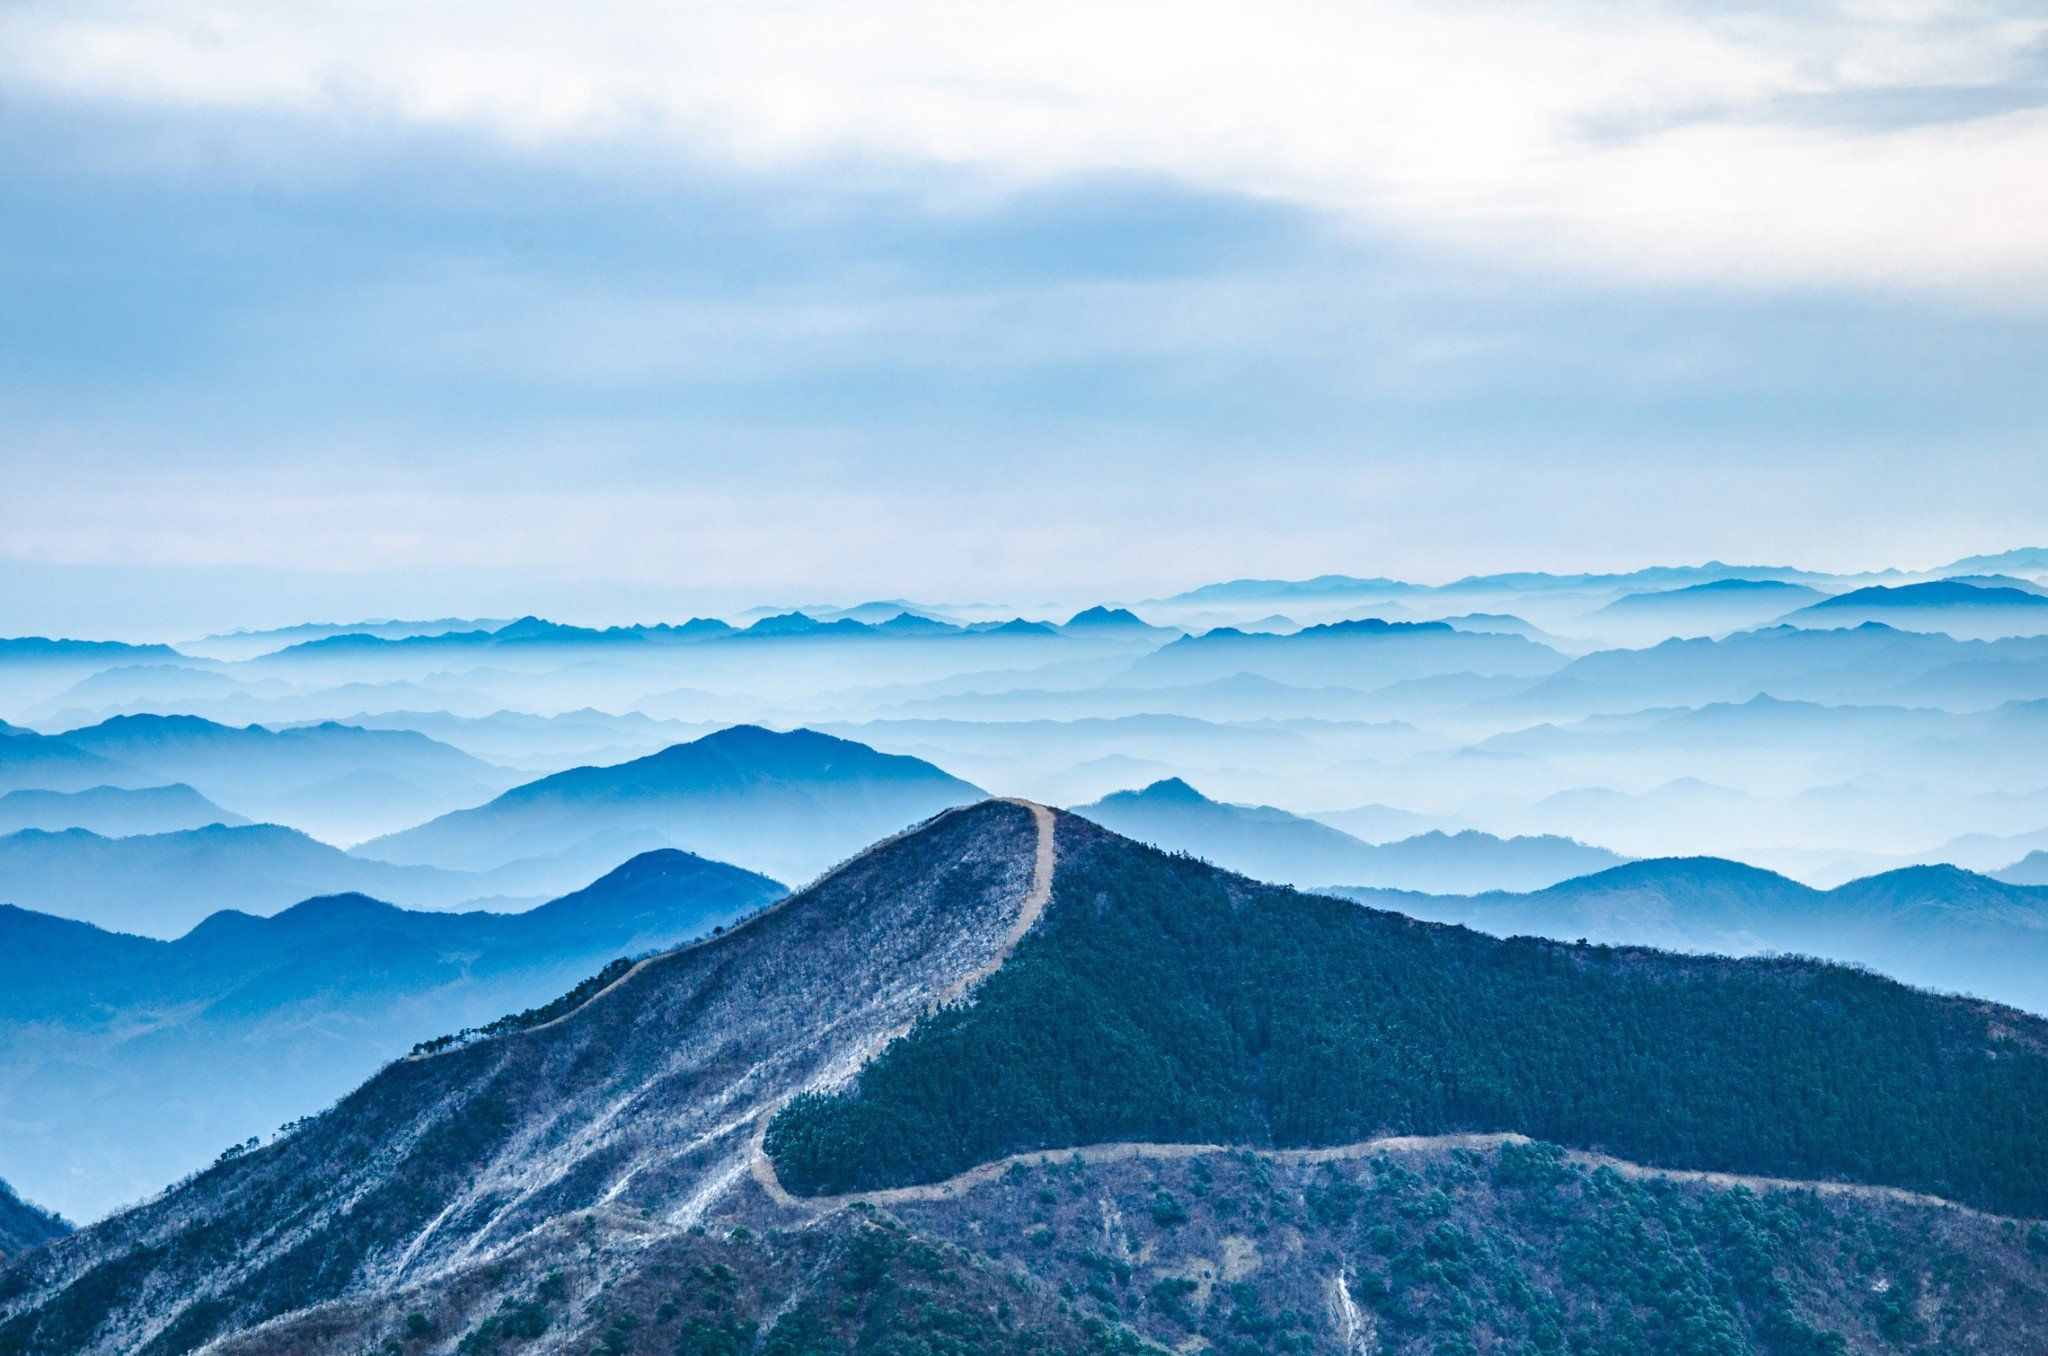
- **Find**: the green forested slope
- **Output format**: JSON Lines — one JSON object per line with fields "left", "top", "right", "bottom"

{"left": 768, "top": 814, "right": 2048, "bottom": 1212}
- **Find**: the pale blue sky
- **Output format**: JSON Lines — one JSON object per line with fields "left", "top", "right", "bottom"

{"left": 2, "top": 1, "right": 2045, "bottom": 636}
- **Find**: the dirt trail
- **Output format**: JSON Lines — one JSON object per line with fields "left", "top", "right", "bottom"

{"left": 768, "top": 1128, "right": 2035, "bottom": 1224}
{"left": 747, "top": 801, "right": 2034, "bottom": 1225}
{"left": 749, "top": 799, "right": 1056, "bottom": 1208}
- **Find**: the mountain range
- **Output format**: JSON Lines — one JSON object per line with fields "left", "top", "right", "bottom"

{"left": 0, "top": 785, "right": 246, "bottom": 837}
{"left": 1323, "top": 856, "right": 2048, "bottom": 1013}
{"left": 0, "top": 716, "right": 517, "bottom": 843}
{"left": 0, "top": 848, "right": 784, "bottom": 1222}
{"left": 1072, "top": 777, "right": 1624, "bottom": 892}
{"left": 357, "top": 724, "right": 986, "bottom": 886}
{"left": 5, "top": 804, "right": 2043, "bottom": 1355}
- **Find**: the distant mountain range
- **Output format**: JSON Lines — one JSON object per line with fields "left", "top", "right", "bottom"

{"left": 0, "top": 848, "right": 784, "bottom": 1222}
{"left": 1590, "top": 577, "right": 1830, "bottom": 639}
{"left": 1322, "top": 856, "right": 2048, "bottom": 1013}
{"left": 357, "top": 724, "right": 986, "bottom": 886}
{"left": 1072, "top": 777, "right": 1625, "bottom": 891}
{"left": 11, "top": 806, "right": 2043, "bottom": 1355}
{"left": 1125, "top": 617, "right": 1566, "bottom": 687}
{"left": 1998, "top": 851, "right": 2048, "bottom": 885}
{"left": 0, "top": 714, "right": 517, "bottom": 843}
{"left": 1506, "top": 623, "right": 2048, "bottom": 715}
{"left": 1778, "top": 580, "right": 2048, "bottom": 639}
{"left": 0, "top": 784, "right": 247, "bottom": 837}
{"left": 0, "top": 822, "right": 535, "bottom": 936}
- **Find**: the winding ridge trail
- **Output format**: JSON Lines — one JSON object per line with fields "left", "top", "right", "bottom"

{"left": 749, "top": 798, "right": 1057, "bottom": 1208}
{"left": 747, "top": 800, "right": 2038, "bottom": 1225}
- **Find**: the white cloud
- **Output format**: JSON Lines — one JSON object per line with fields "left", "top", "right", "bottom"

{"left": 5, "top": 0, "right": 2045, "bottom": 299}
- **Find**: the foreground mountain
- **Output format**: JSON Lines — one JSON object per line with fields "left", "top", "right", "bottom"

{"left": 1074, "top": 778, "right": 1623, "bottom": 891}
{"left": 0, "top": 785, "right": 246, "bottom": 837}
{"left": 0, "top": 1187, "right": 66, "bottom": 1265}
{"left": 357, "top": 724, "right": 985, "bottom": 885}
{"left": 7, "top": 803, "right": 2046, "bottom": 1355}
{"left": 1323, "top": 856, "right": 2048, "bottom": 1014}
{"left": 0, "top": 850, "right": 784, "bottom": 1221}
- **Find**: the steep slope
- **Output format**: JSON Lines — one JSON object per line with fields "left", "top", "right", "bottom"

{"left": 9, "top": 807, "right": 2048, "bottom": 1356}
{"left": 0, "top": 785, "right": 248, "bottom": 837}
{"left": 357, "top": 724, "right": 985, "bottom": 885}
{"left": 0, "top": 851, "right": 785, "bottom": 1222}
{"left": 0, "top": 1187, "right": 67, "bottom": 1265}
{"left": 1074, "top": 779, "right": 1623, "bottom": 891}
{"left": 1321, "top": 857, "right": 2048, "bottom": 1014}
{"left": 0, "top": 800, "right": 1048, "bottom": 1354}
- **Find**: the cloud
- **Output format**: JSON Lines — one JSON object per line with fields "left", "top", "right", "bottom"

{"left": 4, "top": 0, "right": 2046, "bottom": 300}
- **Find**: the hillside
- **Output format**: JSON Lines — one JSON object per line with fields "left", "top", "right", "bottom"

{"left": 1073, "top": 778, "right": 1623, "bottom": 891}
{"left": 8, "top": 805, "right": 2047, "bottom": 1355}
{"left": 767, "top": 814, "right": 2048, "bottom": 1207}
{"left": 0, "top": 785, "right": 247, "bottom": 837}
{"left": 1320, "top": 857, "right": 2048, "bottom": 1013}
{"left": 0, "top": 850, "right": 784, "bottom": 1221}
{"left": 357, "top": 724, "right": 985, "bottom": 885}
{"left": 0, "top": 1187, "right": 66, "bottom": 1265}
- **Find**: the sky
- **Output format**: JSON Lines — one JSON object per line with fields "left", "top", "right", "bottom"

{"left": 2, "top": 0, "right": 2045, "bottom": 637}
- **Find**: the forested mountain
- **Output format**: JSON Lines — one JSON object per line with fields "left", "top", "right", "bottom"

{"left": 8, "top": 804, "right": 2045, "bottom": 1355}
{"left": 0, "top": 785, "right": 247, "bottom": 837}
{"left": 0, "top": 849, "right": 783, "bottom": 1221}
{"left": 1322, "top": 857, "right": 2048, "bottom": 1014}
{"left": 357, "top": 724, "right": 985, "bottom": 885}
{"left": 1073, "top": 778, "right": 1622, "bottom": 891}
{"left": 0, "top": 1187, "right": 66, "bottom": 1265}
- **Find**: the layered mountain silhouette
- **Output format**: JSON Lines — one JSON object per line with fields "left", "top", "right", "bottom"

{"left": 0, "top": 849, "right": 783, "bottom": 1222}
{"left": 1589, "top": 577, "right": 1830, "bottom": 639}
{"left": 1126, "top": 618, "right": 1564, "bottom": 687}
{"left": 1073, "top": 778, "right": 1623, "bottom": 891}
{"left": 0, "top": 785, "right": 246, "bottom": 837}
{"left": 1323, "top": 857, "right": 2048, "bottom": 1013}
{"left": 1778, "top": 581, "right": 2048, "bottom": 639}
{"left": 6, "top": 805, "right": 2044, "bottom": 1356}
{"left": 0, "top": 823, "right": 515, "bottom": 936}
{"left": 1505, "top": 623, "right": 2048, "bottom": 715}
{"left": 357, "top": 725, "right": 985, "bottom": 886}
{"left": 1997, "top": 850, "right": 2048, "bottom": 885}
